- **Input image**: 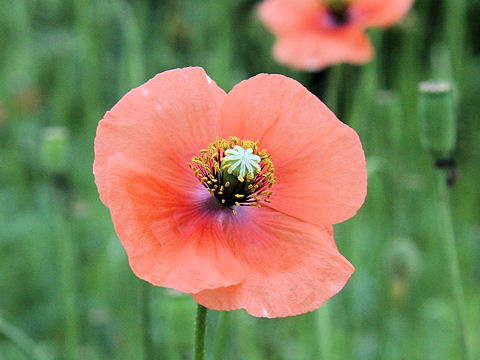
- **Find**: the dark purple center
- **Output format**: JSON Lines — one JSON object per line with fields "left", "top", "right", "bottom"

{"left": 327, "top": 3, "right": 350, "bottom": 26}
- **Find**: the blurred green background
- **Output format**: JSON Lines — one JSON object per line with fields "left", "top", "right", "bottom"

{"left": 1, "top": 0, "right": 479, "bottom": 359}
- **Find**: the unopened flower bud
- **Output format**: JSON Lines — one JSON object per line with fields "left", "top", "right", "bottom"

{"left": 386, "top": 237, "right": 421, "bottom": 284}
{"left": 41, "top": 126, "right": 69, "bottom": 175}
{"left": 386, "top": 237, "right": 422, "bottom": 306}
{"left": 418, "top": 81, "right": 457, "bottom": 158}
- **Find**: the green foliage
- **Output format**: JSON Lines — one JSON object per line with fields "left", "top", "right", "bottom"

{"left": 1, "top": 0, "right": 479, "bottom": 359}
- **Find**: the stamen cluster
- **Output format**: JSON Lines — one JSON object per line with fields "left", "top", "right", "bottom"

{"left": 189, "top": 137, "right": 276, "bottom": 213}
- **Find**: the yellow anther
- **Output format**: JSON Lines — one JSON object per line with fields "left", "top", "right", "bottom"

{"left": 233, "top": 209, "right": 237, "bottom": 215}
{"left": 191, "top": 136, "right": 276, "bottom": 209}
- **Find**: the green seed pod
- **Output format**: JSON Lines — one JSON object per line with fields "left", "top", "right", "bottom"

{"left": 418, "top": 81, "right": 457, "bottom": 158}
{"left": 41, "top": 126, "right": 69, "bottom": 175}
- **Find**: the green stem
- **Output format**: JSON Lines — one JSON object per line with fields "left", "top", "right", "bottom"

{"left": 194, "top": 304, "right": 208, "bottom": 360}
{"left": 316, "top": 302, "right": 332, "bottom": 359}
{"left": 434, "top": 170, "right": 471, "bottom": 360}
{"left": 0, "top": 316, "right": 50, "bottom": 360}
{"left": 141, "top": 283, "right": 154, "bottom": 360}
{"left": 208, "top": 0, "right": 235, "bottom": 90}
{"left": 213, "top": 312, "right": 230, "bottom": 360}
{"left": 325, "top": 64, "right": 342, "bottom": 113}
{"left": 53, "top": 180, "right": 79, "bottom": 360}
{"left": 444, "top": 0, "right": 466, "bottom": 81}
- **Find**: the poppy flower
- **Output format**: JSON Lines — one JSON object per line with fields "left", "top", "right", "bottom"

{"left": 93, "top": 67, "right": 367, "bottom": 317}
{"left": 258, "top": 0, "right": 414, "bottom": 70}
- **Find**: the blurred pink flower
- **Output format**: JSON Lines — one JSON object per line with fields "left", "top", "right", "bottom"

{"left": 259, "top": 0, "right": 414, "bottom": 70}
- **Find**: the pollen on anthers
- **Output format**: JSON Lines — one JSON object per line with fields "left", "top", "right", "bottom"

{"left": 189, "top": 137, "right": 276, "bottom": 214}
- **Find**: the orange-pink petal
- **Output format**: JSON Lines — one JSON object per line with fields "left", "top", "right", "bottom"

{"left": 220, "top": 74, "right": 367, "bottom": 225}
{"left": 105, "top": 153, "right": 245, "bottom": 293}
{"left": 273, "top": 28, "right": 373, "bottom": 70}
{"left": 258, "top": 0, "right": 318, "bottom": 35}
{"left": 192, "top": 206, "right": 355, "bottom": 318}
{"left": 93, "top": 67, "right": 226, "bottom": 206}
{"left": 352, "top": 0, "right": 414, "bottom": 28}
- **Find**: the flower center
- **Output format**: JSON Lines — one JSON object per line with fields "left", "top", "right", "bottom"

{"left": 189, "top": 137, "right": 276, "bottom": 214}
{"left": 326, "top": 1, "right": 350, "bottom": 26}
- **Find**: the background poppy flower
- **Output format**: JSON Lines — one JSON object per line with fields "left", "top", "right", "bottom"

{"left": 258, "top": 0, "right": 414, "bottom": 70}
{"left": 93, "top": 67, "right": 367, "bottom": 317}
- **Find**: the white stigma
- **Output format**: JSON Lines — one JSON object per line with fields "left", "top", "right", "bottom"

{"left": 223, "top": 145, "right": 261, "bottom": 180}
